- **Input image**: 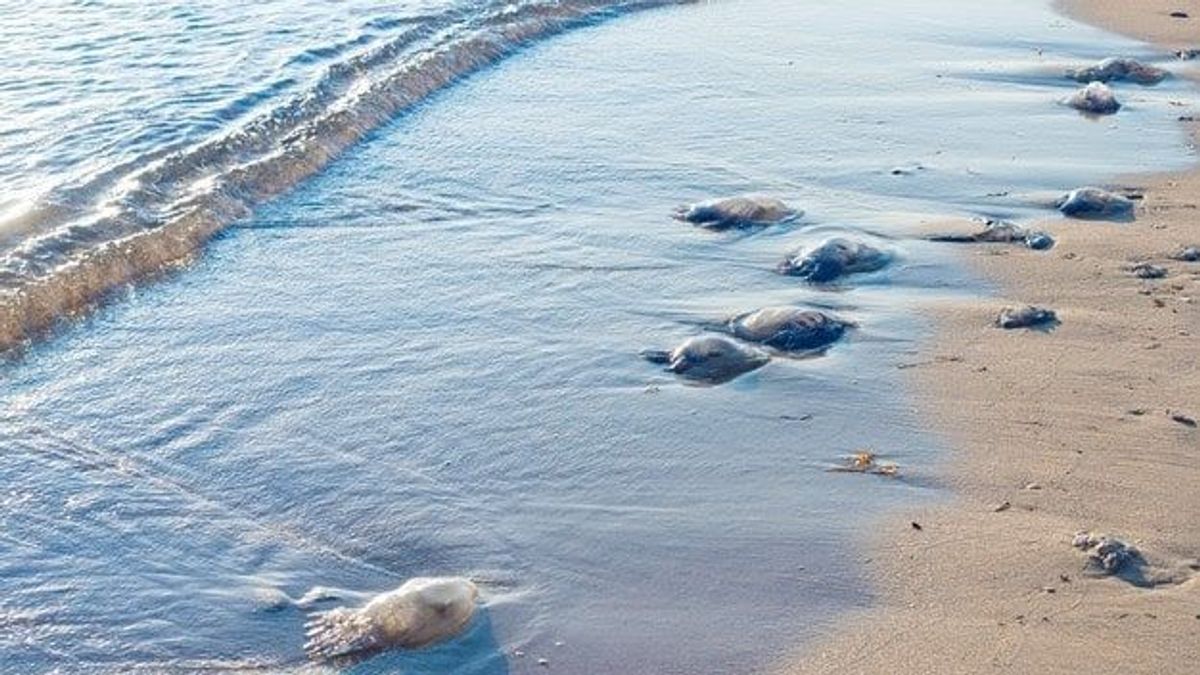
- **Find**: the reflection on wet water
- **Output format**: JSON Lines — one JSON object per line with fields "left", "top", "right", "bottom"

{"left": 1, "top": 0, "right": 1194, "bottom": 672}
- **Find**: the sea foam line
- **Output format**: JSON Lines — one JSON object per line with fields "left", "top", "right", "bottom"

{"left": 0, "top": 0, "right": 690, "bottom": 353}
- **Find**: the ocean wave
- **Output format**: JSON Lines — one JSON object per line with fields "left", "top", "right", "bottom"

{"left": 0, "top": 0, "right": 688, "bottom": 353}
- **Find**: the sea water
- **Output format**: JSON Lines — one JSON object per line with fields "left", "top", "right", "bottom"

{"left": 0, "top": 0, "right": 1193, "bottom": 672}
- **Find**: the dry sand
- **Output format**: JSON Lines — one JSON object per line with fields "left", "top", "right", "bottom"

{"left": 777, "top": 3, "right": 1200, "bottom": 673}
{"left": 1060, "top": 0, "right": 1200, "bottom": 51}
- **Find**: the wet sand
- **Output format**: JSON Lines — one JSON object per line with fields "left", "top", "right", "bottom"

{"left": 778, "top": 3, "right": 1200, "bottom": 673}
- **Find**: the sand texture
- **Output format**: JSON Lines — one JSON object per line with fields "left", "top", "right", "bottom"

{"left": 778, "top": 3, "right": 1200, "bottom": 673}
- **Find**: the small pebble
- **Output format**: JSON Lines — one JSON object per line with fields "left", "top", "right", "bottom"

{"left": 514, "top": 650, "right": 526, "bottom": 658}
{"left": 1024, "top": 482, "right": 1043, "bottom": 491}
{"left": 538, "top": 658, "right": 550, "bottom": 667}
{"left": 994, "top": 501, "right": 1012, "bottom": 513}
{"left": 911, "top": 521, "right": 923, "bottom": 531}
{"left": 1170, "top": 11, "right": 1190, "bottom": 19}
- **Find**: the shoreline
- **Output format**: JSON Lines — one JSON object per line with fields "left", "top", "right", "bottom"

{"left": 779, "top": 2, "right": 1200, "bottom": 672}
{"left": 0, "top": 0, "right": 688, "bottom": 359}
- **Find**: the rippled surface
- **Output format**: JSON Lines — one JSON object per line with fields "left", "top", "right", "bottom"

{"left": 1, "top": 0, "right": 1195, "bottom": 673}
{"left": 0, "top": 0, "right": 453, "bottom": 206}
{"left": 0, "top": 0, "right": 692, "bottom": 351}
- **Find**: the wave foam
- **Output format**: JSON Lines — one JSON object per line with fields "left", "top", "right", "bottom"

{"left": 0, "top": 0, "right": 687, "bottom": 352}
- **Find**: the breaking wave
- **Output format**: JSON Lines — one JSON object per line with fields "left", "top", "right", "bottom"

{"left": 0, "top": 0, "right": 687, "bottom": 352}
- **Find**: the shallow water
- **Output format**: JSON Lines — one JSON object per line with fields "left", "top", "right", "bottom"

{"left": 1, "top": 0, "right": 1195, "bottom": 673}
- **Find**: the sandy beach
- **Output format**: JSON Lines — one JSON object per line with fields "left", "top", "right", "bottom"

{"left": 2, "top": 0, "right": 1197, "bottom": 671}
{"left": 779, "top": 2, "right": 1200, "bottom": 673}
